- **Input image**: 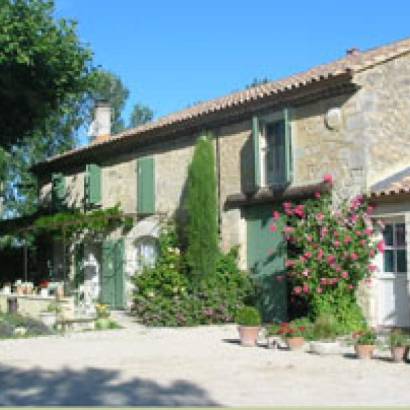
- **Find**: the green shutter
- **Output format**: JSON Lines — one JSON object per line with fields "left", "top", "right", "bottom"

{"left": 252, "top": 116, "right": 261, "bottom": 190}
{"left": 283, "top": 108, "right": 293, "bottom": 184}
{"left": 52, "top": 173, "right": 66, "bottom": 210}
{"left": 85, "top": 164, "right": 102, "bottom": 207}
{"left": 137, "top": 156, "right": 155, "bottom": 214}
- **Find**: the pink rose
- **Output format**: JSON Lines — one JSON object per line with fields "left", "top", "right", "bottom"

{"left": 320, "top": 227, "right": 328, "bottom": 238}
{"left": 294, "top": 205, "right": 305, "bottom": 218}
{"left": 284, "top": 226, "right": 295, "bottom": 234}
{"left": 317, "top": 249, "right": 324, "bottom": 260}
{"left": 364, "top": 228, "right": 373, "bottom": 236}
{"left": 316, "top": 213, "right": 325, "bottom": 223}
{"left": 314, "top": 191, "right": 321, "bottom": 199}
{"left": 323, "top": 174, "right": 333, "bottom": 185}
{"left": 377, "top": 240, "right": 385, "bottom": 253}
{"left": 327, "top": 255, "right": 336, "bottom": 265}
{"left": 369, "top": 249, "right": 375, "bottom": 258}
{"left": 306, "top": 234, "right": 313, "bottom": 242}
{"left": 344, "top": 236, "right": 352, "bottom": 244}
{"left": 302, "top": 269, "right": 310, "bottom": 277}
{"left": 293, "top": 286, "right": 302, "bottom": 295}
{"left": 348, "top": 284, "right": 355, "bottom": 290}
{"left": 360, "top": 239, "right": 367, "bottom": 246}
{"left": 368, "top": 264, "right": 377, "bottom": 272}
{"left": 304, "top": 251, "right": 312, "bottom": 259}
{"left": 317, "top": 287, "right": 323, "bottom": 294}
{"left": 351, "top": 253, "right": 359, "bottom": 261}
{"left": 273, "top": 211, "right": 281, "bottom": 221}
{"left": 303, "top": 284, "right": 310, "bottom": 294}
{"left": 334, "top": 240, "right": 340, "bottom": 248}
{"left": 285, "top": 259, "right": 296, "bottom": 268}
{"left": 341, "top": 271, "right": 349, "bottom": 279}
{"left": 283, "top": 201, "right": 292, "bottom": 209}
{"left": 270, "top": 224, "right": 277, "bottom": 233}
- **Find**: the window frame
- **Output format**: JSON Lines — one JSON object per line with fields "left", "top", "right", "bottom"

{"left": 258, "top": 110, "right": 293, "bottom": 188}
{"left": 382, "top": 219, "right": 407, "bottom": 274}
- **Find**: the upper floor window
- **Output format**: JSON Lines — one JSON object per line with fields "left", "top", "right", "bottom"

{"left": 383, "top": 221, "right": 407, "bottom": 273}
{"left": 252, "top": 108, "right": 293, "bottom": 190}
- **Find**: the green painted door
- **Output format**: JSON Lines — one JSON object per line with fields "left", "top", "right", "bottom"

{"left": 101, "top": 239, "right": 125, "bottom": 309}
{"left": 246, "top": 204, "right": 287, "bottom": 322}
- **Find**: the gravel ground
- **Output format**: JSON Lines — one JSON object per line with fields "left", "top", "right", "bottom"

{"left": 0, "top": 320, "right": 410, "bottom": 406}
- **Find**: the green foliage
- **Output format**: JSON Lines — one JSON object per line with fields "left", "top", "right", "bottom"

{"left": 389, "top": 329, "right": 409, "bottom": 347}
{"left": 46, "top": 301, "right": 62, "bottom": 314}
{"left": 129, "top": 103, "right": 154, "bottom": 128}
{"left": 0, "top": 312, "right": 53, "bottom": 339}
{"left": 132, "top": 224, "right": 254, "bottom": 327}
{"left": 186, "top": 136, "right": 218, "bottom": 281}
{"left": 95, "top": 318, "right": 121, "bottom": 330}
{"left": 274, "top": 182, "right": 381, "bottom": 331}
{"left": 0, "top": 0, "right": 93, "bottom": 147}
{"left": 235, "top": 306, "right": 261, "bottom": 326}
{"left": 32, "top": 205, "right": 132, "bottom": 240}
{"left": 312, "top": 314, "right": 339, "bottom": 341}
{"left": 355, "top": 328, "right": 377, "bottom": 345}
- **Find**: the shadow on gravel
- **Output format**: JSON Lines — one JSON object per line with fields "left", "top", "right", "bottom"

{"left": 0, "top": 365, "right": 219, "bottom": 406}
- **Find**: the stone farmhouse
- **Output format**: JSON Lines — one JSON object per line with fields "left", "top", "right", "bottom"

{"left": 29, "top": 37, "right": 410, "bottom": 327}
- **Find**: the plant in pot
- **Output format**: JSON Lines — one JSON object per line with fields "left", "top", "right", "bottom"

{"left": 354, "top": 328, "right": 377, "bottom": 359}
{"left": 235, "top": 306, "right": 262, "bottom": 347}
{"left": 310, "top": 314, "right": 341, "bottom": 355}
{"left": 389, "top": 329, "right": 408, "bottom": 363}
{"left": 40, "top": 301, "right": 62, "bottom": 328}
{"left": 278, "top": 320, "right": 307, "bottom": 350}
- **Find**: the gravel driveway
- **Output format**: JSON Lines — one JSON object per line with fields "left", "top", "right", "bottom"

{"left": 0, "top": 320, "right": 410, "bottom": 406}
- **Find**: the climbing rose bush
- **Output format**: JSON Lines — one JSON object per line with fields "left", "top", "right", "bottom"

{"left": 271, "top": 175, "right": 384, "bottom": 331}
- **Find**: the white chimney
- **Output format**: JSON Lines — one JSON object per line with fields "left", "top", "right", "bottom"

{"left": 89, "top": 100, "right": 111, "bottom": 140}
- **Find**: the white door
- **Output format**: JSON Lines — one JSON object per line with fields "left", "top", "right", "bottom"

{"left": 376, "top": 220, "right": 410, "bottom": 327}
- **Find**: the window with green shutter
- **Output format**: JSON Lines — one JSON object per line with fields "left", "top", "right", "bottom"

{"left": 85, "top": 164, "right": 102, "bottom": 208}
{"left": 51, "top": 172, "right": 66, "bottom": 210}
{"left": 252, "top": 108, "right": 293, "bottom": 189}
{"left": 137, "top": 156, "right": 155, "bottom": 215}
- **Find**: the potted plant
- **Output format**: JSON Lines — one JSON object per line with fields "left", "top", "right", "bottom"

{"left": 354, "top": 328, "right": 377, "bottom": 359}
{"left": 235, "top": 306, "right": 262, "bottom": 347}
{"left": 40, "top": 301, "right": 62, "bottom": 328}
{"left": 309, "top": 314, "right": 341, "bottom": 355}
{"left": 278, "top": 320, "right": 307, "bottom": 350}
{"left": 95, "top": 303, "right": 112, "bottom": 329}
{"left": 39, "top": 280, "right": 50, "bottom": 298}
{"left": 389, "top": 329, "right": 408, "bottom": 362}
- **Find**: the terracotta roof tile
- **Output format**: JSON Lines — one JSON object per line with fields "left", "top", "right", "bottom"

{"left": 371, "top": 167, "right": 410, "bottom": 197}
{"left": 34, "top": 37, "right": 410, "bottom": 170}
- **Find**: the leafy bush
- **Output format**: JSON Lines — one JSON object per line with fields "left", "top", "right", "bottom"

{"left": 132, "top": 225, "right": 254, "bottom": 326}
{"left": 0, "top": 313, "right": 53, "bottom": 339}
{"left": 270, "top": 175, "right": 382, "bottom": 331}
{"left": 312, "top": 314, "right": 339, "bottom": 341}
{"left": 389, "top": 329, "right": 408, "bottom": 347}
{"left": 235, "top": 306, "right": 261, "bottom": 326}
{"left": 95, "top": 318, "right": 121, "bottom": 330}
{"left": 354, "top": 328, "right": 377, "bottom": 345}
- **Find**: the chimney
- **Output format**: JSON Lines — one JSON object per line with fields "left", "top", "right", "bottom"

{"left": 346, "top": 47, "right": 361, "bottom": 57}
{"left": 90, "top": 100, "right": 111, "bottom": 142}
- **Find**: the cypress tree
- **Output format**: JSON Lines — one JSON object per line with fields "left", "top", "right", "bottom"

{"left": 186, "top": 135, "right": 219, "bottom": 281}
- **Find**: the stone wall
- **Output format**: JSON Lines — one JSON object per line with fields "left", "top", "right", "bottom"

{"left": 352, "top": 54, "right": 410, "bottom": 189}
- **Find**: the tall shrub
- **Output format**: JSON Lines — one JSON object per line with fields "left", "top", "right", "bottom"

{"left": 186, "top": 136, "right": 218, "bottom": 281}
{"left": 270, "top": 175, "right": 384, "bottom": 331}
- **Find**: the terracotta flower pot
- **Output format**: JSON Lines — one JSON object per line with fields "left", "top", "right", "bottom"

{"left": 238, "top": 326, "right": 260, "bottom": 347}
{"left": 355, "top": 344, "right": 375, "bottom": 359}
{"left": 286, "top": 336, "right": 305, "bottom": 350}
{"left": 391, "top": 346, "right": 406, "bottom": 362}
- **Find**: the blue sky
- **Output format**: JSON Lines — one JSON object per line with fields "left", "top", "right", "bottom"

{"left": 55, "top": 0, "right": 410, "bottom": 125}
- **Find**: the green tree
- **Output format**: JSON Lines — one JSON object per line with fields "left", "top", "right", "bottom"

{"left": 186, "top": 136, "right": 218, "bottom": 281}
{"left": 0, "top": 0, "right": 92, "bottom": 148}
{"left": 129, "top": 103, "right": 153, "bottom": 128}
{"left": 90, "top": 69, "right": 129, "bottom": 134}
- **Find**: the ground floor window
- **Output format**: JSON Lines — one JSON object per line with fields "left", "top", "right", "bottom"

{"left": 135, "top": 236, "right": 158, "bottom": 271}
{"left": 382, "top": 220, "right": 407, "bottom": 273}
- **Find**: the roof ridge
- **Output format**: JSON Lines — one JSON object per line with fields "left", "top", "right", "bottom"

{"left": 33, "top": 36, "right": 410, "bottom": 170}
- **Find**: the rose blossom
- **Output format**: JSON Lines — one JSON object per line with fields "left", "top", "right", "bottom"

{"left": 334, "top": 240, "right": 341, "bottom": 248}
{"left": 273, "top": 211, "right": 281, "bottom": 221}
{"left": 270, "top": 224, "right": 277, "bottom": 232}
{"left": 327, "top": 255, "right": 336, "bottom": 265}
{"left": 316, "top": 213, "right": 325, "bottom": 223}
{"left": 323, "top": 174, "right": 333, "bottom": 185}
{"left": 285, "top": 259, "right": 296, "bottom": 268}
{"left": 377, "top": 240, "right": 385, "bottom": 253}
{"left": 303, "top": 284, "right": 310, "bottom": 294}
{"left": 293, "top": 286, "right": 302, "bottom": 295}
{"left": 317, "top": 287, "right": 323, "bottom": 294}
{"left": 284, "top": 226, "right": 295, "bottom": 234}
{"left": 368, "top": 264, "right": 377, "bottom": 272}
{"left": 351, "top": 252, "right": 359, "bottom": 261}
{"left": 341, "top": 271, "right": 349, "bottom": 279}
{"left": 344, "top": 236, "right": 352, "bottom": 244}
{"left": 315, "top": 191, "right": 321, "bottom": 199}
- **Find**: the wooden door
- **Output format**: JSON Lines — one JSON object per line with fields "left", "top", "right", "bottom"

{"left": 101, "top": 239, "right": 125, "bottom": 309}
{"left": 246, "top": 204, "right": 287, "bottom": 322}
